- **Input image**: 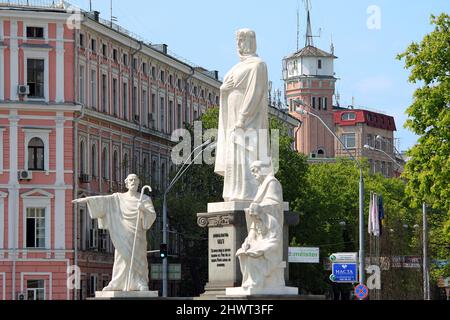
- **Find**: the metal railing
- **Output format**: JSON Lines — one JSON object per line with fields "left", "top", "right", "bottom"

{"left": 0, "top": 0, "right": 65, "bottom": 9}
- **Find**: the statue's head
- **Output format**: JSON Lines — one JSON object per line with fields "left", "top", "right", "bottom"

{"left": 236, "top": 28, "right": 257, "bottom": 56}
{"left": 124, "top": 174, "right": 140, "bottom": 192}
{"left": 250, "top": 161, "right": 271, "bottom": 183}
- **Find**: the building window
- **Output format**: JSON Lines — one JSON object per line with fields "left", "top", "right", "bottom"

{"left": 132, "top": 58, "right": 137, "bottom": 71}
{"left": 151, "top": 93, "right": 156, "bottom": 129}
{"left": 27, "top": 59, "right": 45, "bottom": 99}
{"left": 367, "top": 134, "right": 373, "bottom": 147}
{"left": 160, "top": 97, "right": 165, "bottom": 132}
{"left": 177, "top": 79, "right": 182, "bottom": 90}
{"left": 79, "top": 140, "right": 86, "bottom": 174}
{"left": 142, "top": 89, "right": 148, "bottom": 127}
{"left": 342, "top": 133, "right": 356, "bottom": 149}
{"left": 311, "top": 97, "right": 316, "bottom": 109}
{"left": 102, "top": 148, "right": 109, "bottom": 180}
{"left": 113, "top": 150, "right": 119, "bottom": 182}
{"left": 28, "top": 137, "right": 45, "bottom": 171}
{"left": 79, "top": 34, "right": 85, "bottom": 48}
{"left": 27, "top": 280, "right": 45, "bottom": 300}
{"left": 79, "top": 65, "right": 85, "bottom": 104}
{"left": 317, "top": 149, "right": 325, "bottom": 158}
{"left": 26, "top": 26, "right": 44, "bottom": 39}
{"left": 113, "top": 78, "right": 118, "bottom": 116}
{"left": 112, "top": 49, "right": 118, "bottom": 62}
{"left": 169, "top": 100, "right": 173, "bottom": 133}
{"left": 123, "top": 53, "right": 128, "bottom": 66}
{"left": 151, "top": 66, "right": 156, "bottom": 79}
{"left": 88, "top": 219, "right": 98, "bottom": 249}
{"left": 91, "top": 38, "right": 96, "bottom": 52}
{"left": 101, "top": 74, "right": 107, "bottom": 112}
{"left": 88, "top": 275, "right": 97, "bottom": 297}
{"left": 26, "top": 207, "right": 46, "bottom": 248}
{"left": 169, "top": 74, "right": 173, "bottom": 87}
{"left": 132, "top": 86, "right": 137, "bottom": 118}
{"left": 91, "top": 144, "right": 98, "bottom": 178}
{"left": 90, "top": 69, "right": 97, "bottom": 109}
{"left": 318, "top": 59, "right": 322, "bottom": 69}
{"left": 185, "top": 104, "right": 190, "bottom": 125}
{"left": 142, "top": 62, "right": 147, "bottom": 75}
{"left": 193, "top": 86, "right": 197, "bottom": 96}
{"left": 177, "top": 103, "right": 182, "bottom": 129}
{"left": 102, "top": 44, "right": 107, "bottom": 57}
{"left": 160, "top": 70, "right": 165, "bottom": 83}
{"left": 123, "top": 153, "right": 129, "bottom": 178}
{"left": 123, "top": 83, "right": 128, "bottom": 120}
{"left": 341, "top": 112, "right": 356, "bottom": 121}
{"left": 318, "top": 97, "right": 322, "bottom": 110}
{"left": 323, "top": 97, "right": 328, "bottom": 110}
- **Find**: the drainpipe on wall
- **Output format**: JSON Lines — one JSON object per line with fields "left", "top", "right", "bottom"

{"left": 72, "top": 23, "right": 85, "bottom": 301}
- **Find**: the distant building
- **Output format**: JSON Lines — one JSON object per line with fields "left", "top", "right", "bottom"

{"left": 283, "top": 7, "right": 337, "bottom": 159}
{"left": 282, "top": 5, "right": 399, "bottom": 177}
{"left": 334, "top": 108, "right": 398, "bottom": 177}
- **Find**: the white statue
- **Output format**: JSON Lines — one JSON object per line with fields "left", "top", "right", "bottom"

{"left": 72, "top": 174, "right": 156, "bottom": 292}
{"left": 215, "top": 28, "right": 271, "bottom": 201}
{"left": 236, "top": 161, "right": 285, "bottom": 291}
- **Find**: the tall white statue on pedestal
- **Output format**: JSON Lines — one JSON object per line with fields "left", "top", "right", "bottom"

{"left": 215, "top": 28, "right": 271, "bottom": 202}
{"left": 72, "top": 174, "right": 157, "bottom": 292}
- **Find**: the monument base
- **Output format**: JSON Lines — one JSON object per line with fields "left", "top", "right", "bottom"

{"left": 225, "top": 286, "right": 298, "bottom": 296}
{"left": 197, "top": 201, "right": 299, "bottom": 298}
{"left": 94, "top": 291, "right": 159, "bottom": 299}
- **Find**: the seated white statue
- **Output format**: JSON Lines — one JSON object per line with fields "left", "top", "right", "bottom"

{"left": 72, "top": 174, "right": 156, "bottom": 292}
{"left": 236, "top": 161, "right": 285, "bottom": 290}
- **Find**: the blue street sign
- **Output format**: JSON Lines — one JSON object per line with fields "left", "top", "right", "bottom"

{"left": 354, "top": 283, "right": 369, "bottom": 300}
{"left": 332, "top": 263, "right": 358, "bottom": 283}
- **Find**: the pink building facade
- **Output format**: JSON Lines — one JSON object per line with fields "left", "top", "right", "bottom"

{"left": 0, "top": 2, "right": 221, "bottom": 300}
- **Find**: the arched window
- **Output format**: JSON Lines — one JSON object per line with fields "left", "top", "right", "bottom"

{"left": 123, "top": 153, "right": 129, "bottom": 178}
{"left": 91, "top": 144, "right": 98, "bottom": 178}
{"left": 151, "top": 160, "right": 157, "bottom": 188}
{"left": 28, "top": 137, "right": 45, "bottom": 171}
{"left": 102, "top": 147, "right": 108, "bottom": 180}
{"left": 317, "top": 149, "right": 325, "bottom": 158}
{"left": 161, "top": 162, "right": 166, "bottom": 190}
{"left": 79, "top": 140, "right": 86, "bottom": 174}
{"left": 113, "top": 150, "right": 119, "bottom": 182}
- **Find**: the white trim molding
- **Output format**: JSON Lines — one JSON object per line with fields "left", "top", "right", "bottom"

{"left": 10, "top": 20, "right": 19, "bottom": 101}
{"left": 55, "top": 23, "right": 65, "bottom": 103}
{"left": 22, "top": 128, "right": 52, "bottom": 173}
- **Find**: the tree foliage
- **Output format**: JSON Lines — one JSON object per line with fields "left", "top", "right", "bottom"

{"left": 397, "top": 14, "right": 450, "bottom": 232}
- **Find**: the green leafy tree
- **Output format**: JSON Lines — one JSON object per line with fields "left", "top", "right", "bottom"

{"left": 397, "top": 13, "right": 450, "bottom": 236}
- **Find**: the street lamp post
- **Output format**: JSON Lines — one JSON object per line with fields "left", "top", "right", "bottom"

{"left": 295, "top": 101, "right": 366, "bottom": 285}
{"left": 363, "top": 143, "right": 430, "bottom": 300}
{"left": 161, "top": 138, "right": 214, "bottom": 297}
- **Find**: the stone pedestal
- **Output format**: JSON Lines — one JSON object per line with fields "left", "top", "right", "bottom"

{"left": 197, "top": 201, "right": 298, "bottom": 298}
{"left": 94, "top": 291, "right": 159, "bottom": 299}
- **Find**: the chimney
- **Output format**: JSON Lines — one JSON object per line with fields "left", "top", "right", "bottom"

{"left": 214, "top": 70, "right": 219, "bottom": 80}
{"left": 93, "top": 11, "right": 100, "bottom": 22}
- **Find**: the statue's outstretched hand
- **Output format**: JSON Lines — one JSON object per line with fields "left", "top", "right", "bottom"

{"left": 72, "top": 198, "right": 87, "bottom": 204}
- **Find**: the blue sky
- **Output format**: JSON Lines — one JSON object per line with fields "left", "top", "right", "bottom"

{"left": 70, "top": 0, "right": 449, "bottom": 151}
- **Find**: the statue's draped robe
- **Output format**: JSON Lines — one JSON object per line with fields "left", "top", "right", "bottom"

{"left": 85, "top": 193, "right": 156, "bottom": 291}
{"left": 215, "top": 54, "right": 270, "bottom": 201}
{"left": 236, "top": 175, "right": 285, "bottom": 289}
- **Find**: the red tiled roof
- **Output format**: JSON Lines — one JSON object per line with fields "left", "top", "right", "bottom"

{"left": 334, "top": 109, "right": 397, "bottom": 131}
